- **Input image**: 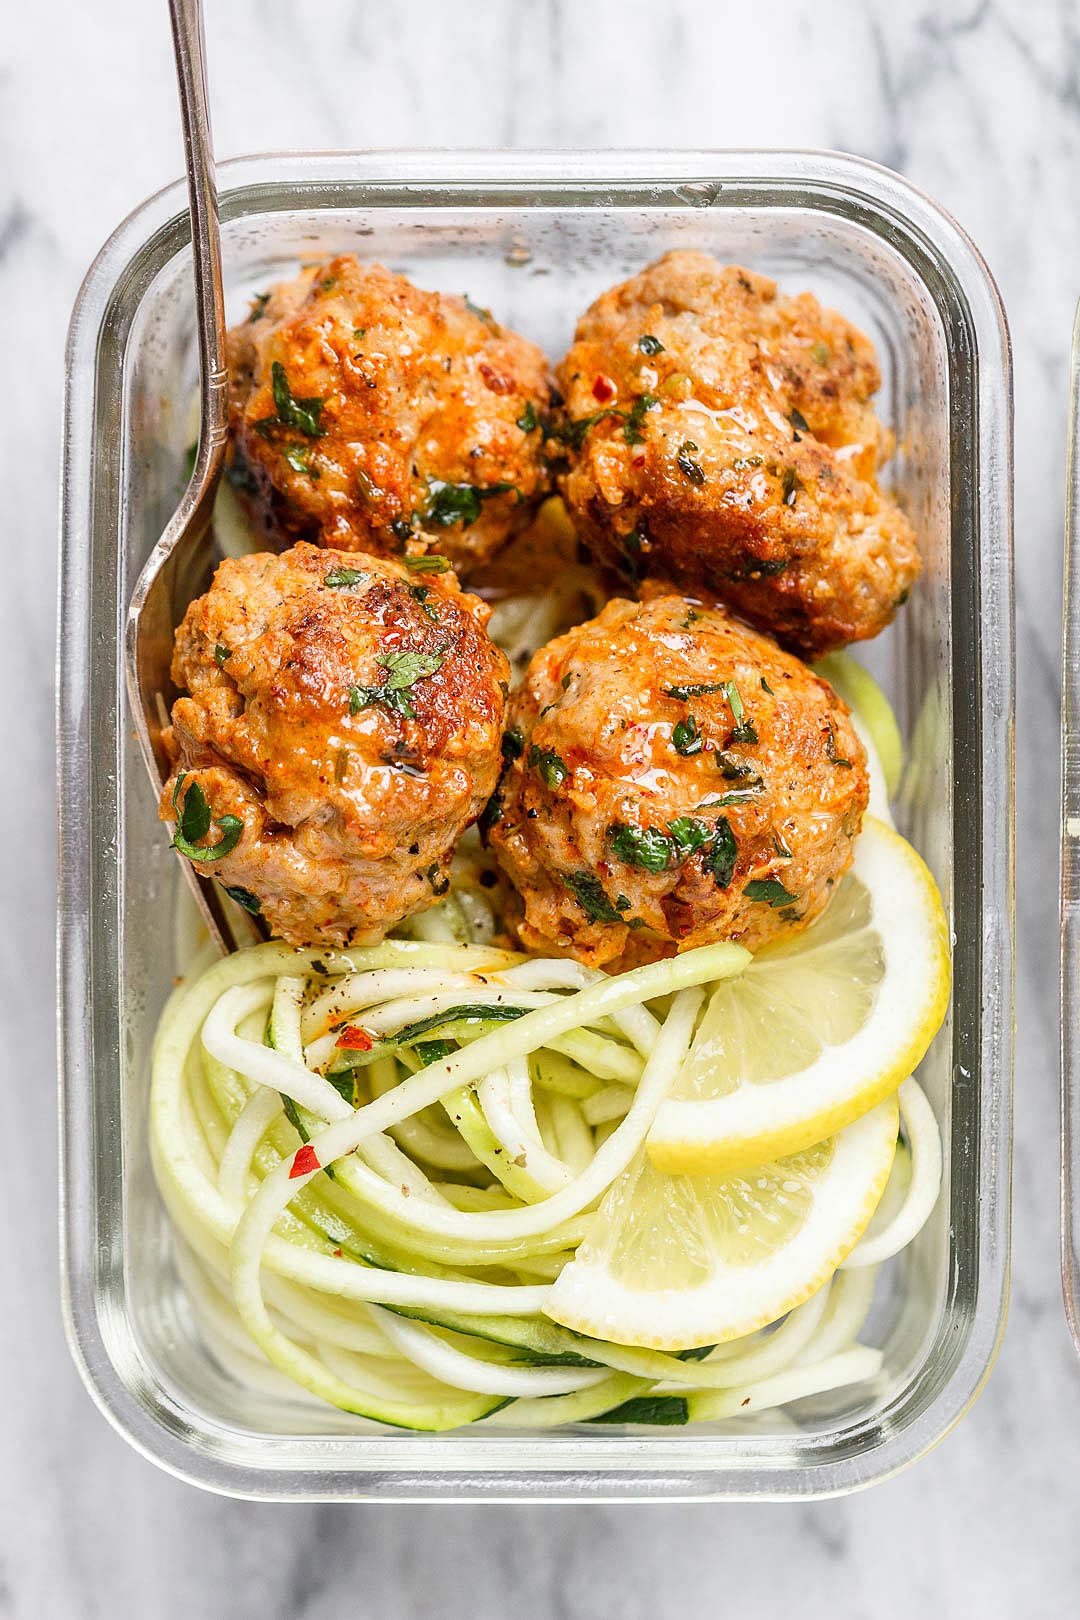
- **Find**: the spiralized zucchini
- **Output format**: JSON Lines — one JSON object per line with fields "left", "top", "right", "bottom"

{"left": 152, "top": 927, "right": 941, "bottom": 1432}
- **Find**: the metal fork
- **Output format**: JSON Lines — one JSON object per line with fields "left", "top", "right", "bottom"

{"left": 124, "top": 0, "right": 241, "bottom": 954}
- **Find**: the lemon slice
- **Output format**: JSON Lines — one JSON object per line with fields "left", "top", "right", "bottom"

{"left": 544, "top": 1096, "right": 898, "bottom": 1350}
{"left": 646, "top": 816, "right": 950, "bottom": 1175}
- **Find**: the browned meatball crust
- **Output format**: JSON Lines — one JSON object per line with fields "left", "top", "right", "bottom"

{"left": 554, "top": 251, "right": 920, "bottom": 657}
{"left": 228, "top": 256, "right": 552, "bottom": 576}
{"left": 161, "top": 544, "right": 510, "bottom": 946}
{"left": 487, "top": 592, "right": 868, "bottom": 968}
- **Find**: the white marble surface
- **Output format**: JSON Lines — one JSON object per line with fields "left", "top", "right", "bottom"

{"left": 4, "top": 0, "right": 1078, "bottom": 1614}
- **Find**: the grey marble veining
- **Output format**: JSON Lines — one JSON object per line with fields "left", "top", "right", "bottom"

{"left": 4, "top": 0, "right": 1078, "bottom": 1614}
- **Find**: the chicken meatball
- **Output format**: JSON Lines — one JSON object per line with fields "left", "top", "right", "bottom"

{"left": 487, "top": 592, "right": 868, "bottom": 968}
{"left": 161, "top": 543, "right": 510, "bottom": 947}
{"left": 554, "top": 251, "right": 920, "bottom": 657}
{"left": 227, "top": 256, "right": 553, "bottom": 576}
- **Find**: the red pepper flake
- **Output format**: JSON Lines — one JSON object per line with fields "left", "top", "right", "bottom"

{"left": 478, "top": 361, "right": 515, "bottom": 396}
{"left": 335, "top": 1024, "right": 373, "bottom": 1051}
{"left": 332, "top": 1247, "right": 343, "bottom": 1258}
{"left": 741, "top": 1397, "right": 751, "bottom": 1407}
{"left": 592, "top": 373, "right": 617, "bottom": 404}
{"left": 289, "top": 1144, "right": 320, "bottom": 1179}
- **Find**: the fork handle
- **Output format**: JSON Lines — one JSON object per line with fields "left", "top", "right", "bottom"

{"left": 169, "top": 0, "right": 228, "bottom": 466}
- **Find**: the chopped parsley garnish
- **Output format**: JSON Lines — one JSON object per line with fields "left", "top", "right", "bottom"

{"left": 464, "top": 294, "right": 500, "bottom": 332}
{"left": 637, "top": 334, "right": 665, "bottom": 356}
{"left": 409, "top": 584, "right": 439, "bottom": 621}
{"left": 501, "top": 728, "right": 525, "bottom": 762}
{"left": 170, "top": 773, "right": 243, "bottom": 864}
{"left": 701, "top": 817, "right": 738, "bottom": 889}
{"left": 349, "top": 649, "right": 445, "bottom": 719}
{"left": 478, "top": 788, "right": 503, "bottom": 837}
{"left": 745, "top": 557, "right": 788, "bottom": 578}
{"left": 391, "top": 517, "right": 415, "bottom": 543}
{"left": 516, "top": 401, "right": 539, "bottom": 432}
{"left": 622, "top": 393, "right": 658, "bottom": 446}
{"left": 663, "top": 681, "right": 725, "bottom": 701}
{"left": 745, "top": 877, "right": 800, "bottom": 909}
{"left": 254, "top": 361, "right": 326, "bottom": 439}
{"left": 781, "top": 466, "right": 803, "bottom": 507}
{"left": 618, "top": 527, "right": 646, "bottom": 582}
{"left": 676, "top": 440, "right": 706, "bottom": 485}
{"left": 773, "top": 833, "right": 793, "bottom": 859}
{"left": 424, "top": 479, "right": 513, "bottom": 529}
{"left": 223, "top": 884, "right": 262, "bottom": 915}
{"left": 723, "top": 680, "right": 758, "bottom": 745}
{"left": 214, "top": 644, "right": 231, "bottom": 669}
{"left": 732, "top": 454, "right": 764, "bottom": 470}
{"left": 666, "top": 818, "right": 713, "bottom": 857}
{"left": 528, "top": 745, "right": 569, "bottom": 789}
{"left": 381, "top": 649, "right": 445, "bottom": 688}
{"left": 352, "top": 326, "right": 367, "bottom": 342}
{"left": 715, "top": 751, "right": 763, "bottom": 787}
{"left": 556, "top": 394, "right": 658, "bottom": 451}
{"left": 672, "top": 715, "right": 703, "bottom": 756}
{"left": 609, "top": 817, "right": 737, "bottom": 888}
{"left": 609, "top": 822, "right": 686, "bottom": 873}
{"left": 702, "top": 789, "right": 761, "bottom": 807}
{"left": 326, "top": 1005, "right": 529, "bottom": 1072}
{"left": 789, "top": 407, "right": 810, "bottom": 435}
{"left": 563, "top": 872, "right": 623, "bottom": 924}
{"left": 324, "top": 567, "right": 366, "bottom": 588}
{"left": 811, "top": 341, "right": 830, "bottom": 365}
{"left": 761, "top": 677, "right": 774, "bottom": 694}
{"left": 557, "top": 408, "right": 621, "bottom": 450}
{"left": 284, "top": 444, "right": 320, "bottom": 479}
{"left": 248, "top": 292, "right": 270, "bottom": 322}
{"left": 403, "top": 552, "right": 452, "bottom": 573}
{"left": 825, "top": 727, "right": 853, "bottom": 768}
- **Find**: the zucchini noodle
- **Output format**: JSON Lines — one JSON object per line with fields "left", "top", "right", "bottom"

{"left": 152, "top": 925, "right": 943, "bottom": 1431}
{"left": 842, "top": 1078, "right": 943, "bottom": 1268}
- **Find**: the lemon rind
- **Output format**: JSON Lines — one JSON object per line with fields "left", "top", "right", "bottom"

{"left": 646, "top": 818, "right": 950, "bottom": 1176}
{"left": 545, "top": 1096, "right": 899, "bottom": 1352}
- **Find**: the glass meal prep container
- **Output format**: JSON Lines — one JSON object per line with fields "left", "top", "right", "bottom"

{"left": 1062, "top": 305, "right": 1080, "bottom": 1353}
{"left": 58, "top": 150, "right": 1014, "bottom": 1501}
